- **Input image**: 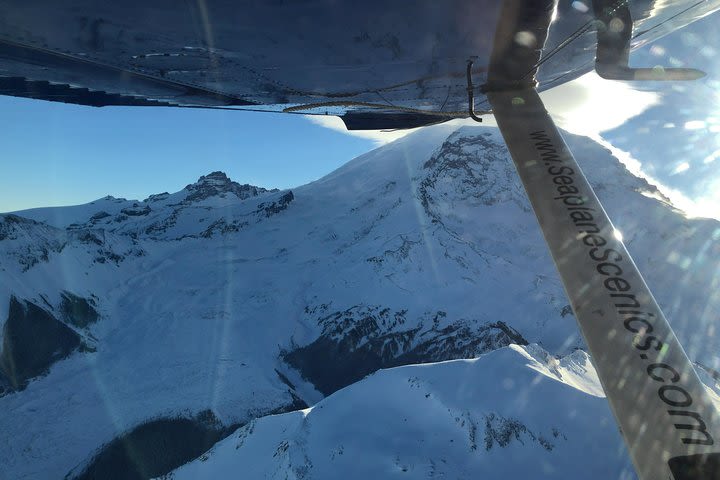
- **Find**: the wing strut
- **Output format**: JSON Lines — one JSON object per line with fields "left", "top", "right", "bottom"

{"left": 489, "top": 88, "right": 720, "bottom": 480}
{"left": 482, "top": 1, "right": 720, "bottom": 478}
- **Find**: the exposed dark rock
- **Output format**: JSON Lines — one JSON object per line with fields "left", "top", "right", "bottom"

{"left": 0, "top": 215, "right": 66, "bottom": 270}
{"left": 72, "top": 411, "right": 237, "bottom": 480}
{"left": 19, "top": 247, "right": 51, "bottom": 270}
{"left": 284, "top": 334, "right": 390, "bottom": 396}
{"left": 0, "top": 371, "right": 12, "bottom": 395}
{"left": 184, "top": 171, "right": 277, "bottom": 203}
{"left": 99, "top": 195, "right": 126, "bottom": 203}
{"left": 63, "top": 226, "right": 145, "bottom": 265}
{"left": 111, "top": 173, "right": 283, "bottom": 239}
{"left": 366, "top": 235, "right": 420, "bottom": 265}
{"left": 144, "top": 192, "right": 169, "bottom": 203}
{"left": 199, "top": 219, "right": 249, "bottom": 238}
{"left": 396, "top": 320, "right": 527, "bottom": 365}
{"left": 74, "top": 231, "right": 104, "bottom": 246}
{"left": 256, "top": 191, "right": 294, "bottom": 217}
{"left": 419, "top": 132, "right": 525, "bottom": 209}
{"left": 60, "top": 291, "right": 100, "bottom": 328}
{"left": 275, "top": 368, "right": 296, "bottom": 390}
{"left": 93, "top": 250, "right": 126, "bottom": 265}
{"left": 277, "top": 392, "right": 308, "bottom": 413}
{"left": 89, "top": 211, "right": 111, "bottom": 222}
{"left": 40, "top": 173, "right": 283, "bottom": 242}
{"left": 0, "top": 296, "right": 80, "bottom": 390}
{"left": 483, "top": 413, "right": 556, "bottom": 452}
{"left": 283, "top": 305, "right": 527, "bottom": 395}
{"left": 120, "top": 205, "right": 151, "bottom": 217}
{"left": 79, "top": 342, "right": 97, "bottom": 353}
{"left": 0, "top": 214, "right": 29, "bottom": 240}
{"left": 39, "top": 294, "right": 54, "bottom": 311}
{"left": 70, "top": 398, "right": 308, "bottom": 480}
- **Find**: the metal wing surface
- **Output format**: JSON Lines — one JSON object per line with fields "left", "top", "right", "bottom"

{"left": 0, "top": 0, "right": 718, "bottom": 128}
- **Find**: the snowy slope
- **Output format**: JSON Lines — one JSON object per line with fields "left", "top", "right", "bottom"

{"left": 1, "top": 124, "right": 719, "bottom": 479}
{"left": 167, "top": 345, "right": 645, "bottom": 480}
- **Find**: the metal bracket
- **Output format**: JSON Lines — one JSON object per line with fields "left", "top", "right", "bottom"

{"left": 466, "top": 60, "right": 483, "bottom": 123}
{"left": 594, "top": 1, "right": 705, "bottom": 81}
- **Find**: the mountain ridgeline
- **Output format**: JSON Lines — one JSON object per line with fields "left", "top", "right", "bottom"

{"left": 0, "top": 125, "right": 719, "bottom": 479}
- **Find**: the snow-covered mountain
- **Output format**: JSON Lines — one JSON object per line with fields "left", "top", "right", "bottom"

{"left": 1, "top": 124, "right": 719, "bottom": 479}
{"left": 169, "top": 345, "right": 633, "bottom": 480}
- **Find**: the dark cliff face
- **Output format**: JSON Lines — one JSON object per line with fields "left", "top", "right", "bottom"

{"left": 114, "top": 172, "right": 287, "bottom": 240}
{"left": 257, "top": 191, "right": 294, "bottom": 217}
{"left": 0, "top": 214, "right": 67, "bottom": 271}
{"left": 60, "top": 291, "right": 100, "bottom": 328}
{"left": 183, "top": 171, "right": 278, "bottom": 203}
{"left": 73, "top": 411, "right": 235, "bottom": 480}
{"left": 71, "top": 401, "right": 309, "bottom": 480}
{"left": 0, "top": 213, "right": 145, "bottom": 271}
{"left": 0, "top": 296, "right": 80, "bottom": 391}
{"left": 419, "top": 131, "right": 529, "bottom": 216}
{"left": 283, "top": 305, "right": 527, "bottom": 395}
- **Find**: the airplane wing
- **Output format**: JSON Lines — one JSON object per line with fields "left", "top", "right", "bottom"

{"left": 0, "top": 0, "right": 718, "bottom": 129}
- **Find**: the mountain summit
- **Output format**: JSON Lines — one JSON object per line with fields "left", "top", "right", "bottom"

{"left": 1, "top": 125, "right": 719, "bottom": 479}
{"left": 181, "top": 171, "right": 277, "bottom": 203}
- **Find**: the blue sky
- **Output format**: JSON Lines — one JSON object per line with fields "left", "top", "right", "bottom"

{"left": 2, "top": 11, "right": 719, "bottom": 216}
{"left": 0, "top": 98, "right": 376, "bottom": 212}
{"left": 0, "top": 71, "right": 659, "bottom": 213}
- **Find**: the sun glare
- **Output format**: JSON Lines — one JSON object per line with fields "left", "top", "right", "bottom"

{"left": 540, "top": 73, "right": 659, "bottom": 136}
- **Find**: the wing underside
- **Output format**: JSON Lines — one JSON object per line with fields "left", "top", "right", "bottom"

{"left": 0, "top": 0, "right": 718, "bottom": 128}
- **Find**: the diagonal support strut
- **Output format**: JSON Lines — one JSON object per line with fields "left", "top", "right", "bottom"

{"left": 489, "top": 87, "right": 720, "bottom": 480}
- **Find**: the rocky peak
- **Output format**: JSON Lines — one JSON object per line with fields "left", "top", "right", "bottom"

{"left": 0, "top": 214, "right": 41, "bottom": 240}
{"left": 196, "top": 171, "right": 233, "bottom": 186}
{"left": 420, "top": 130, "right": 527, "bottom": 208}
{"left": 183, "top": 171, "right": 277, "bottom": 203}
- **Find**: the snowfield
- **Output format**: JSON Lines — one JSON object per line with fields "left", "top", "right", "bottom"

{"left": 169, "top": 345, "right": 638, "bottom": 480}
{"left": 0, "top": 124, "right": 719, "bottom": 479}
